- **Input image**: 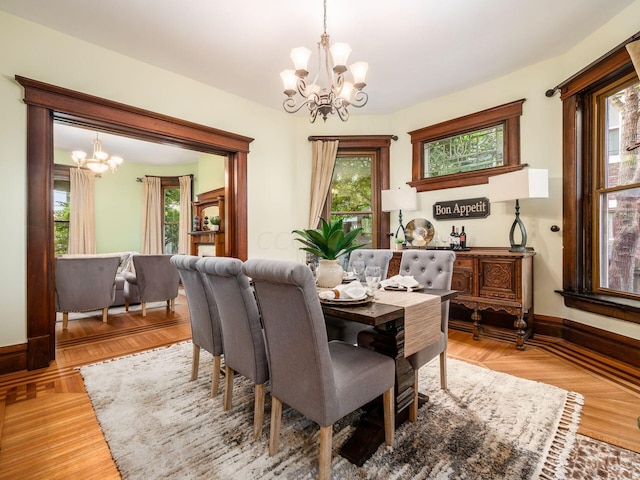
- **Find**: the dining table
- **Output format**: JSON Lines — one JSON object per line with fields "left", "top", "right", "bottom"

{"left": 321, "top": 287, "right": 458, "bottom": 467}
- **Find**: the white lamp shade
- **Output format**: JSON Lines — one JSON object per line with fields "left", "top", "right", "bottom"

{"left": 280, "top": 69, "right": 298, "bottom": 93}
{"left": 330, "top": 42, "right": 351, "bottom": 68}
{"left": 381, "top": 187, "right": 417, "bottom": 212}
{"left": 350, "top": 61, "right": 368, "bottom": 86}
{"left": 488, "top": 168, "right": 549, "bottom": 203}
{"left": 290, "top": 47, "right": 311, "bottom": 72}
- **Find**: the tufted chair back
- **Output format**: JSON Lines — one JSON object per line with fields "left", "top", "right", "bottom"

{"left": 347, "top": 249, "right": 393, "bottom": 281}
{"left": 398, "top": 249, "right": 456, "bottom": 333}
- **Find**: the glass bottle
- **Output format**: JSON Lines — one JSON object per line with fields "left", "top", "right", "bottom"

{"left": 449, "top": 226, "right": 456, "bottom": 249}
{"left": 459, "top": 226, "right": 467, "bottom": 249}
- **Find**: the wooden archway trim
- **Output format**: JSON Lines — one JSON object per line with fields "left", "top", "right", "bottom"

{"left": 16, "top": 75, "right": 252, "bottom": 370}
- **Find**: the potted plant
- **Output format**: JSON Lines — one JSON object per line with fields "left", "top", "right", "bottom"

{"left": 210, "top": 216, "right": 221, "bottom": 231}
{"left": 293, "top": 217, "right": 365, "bottom": 287}
{"left": 394, "top": 237, "right": 405, "bottom": 251}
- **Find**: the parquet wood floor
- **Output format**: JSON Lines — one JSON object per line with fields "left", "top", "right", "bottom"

{"left": 0, "top": 295, "right": 638, "bottom": 479}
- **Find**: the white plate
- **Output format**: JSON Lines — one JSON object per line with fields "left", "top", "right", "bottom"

{"left": 383, "top": 284, "right": 425, "bottom": 291}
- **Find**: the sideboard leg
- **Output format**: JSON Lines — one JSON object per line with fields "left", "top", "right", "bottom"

{"left": 471, "top": 307, "right": 482, "bottom": 340}
{"left": 514, "top": 313, "right": 527, "bottom": 350}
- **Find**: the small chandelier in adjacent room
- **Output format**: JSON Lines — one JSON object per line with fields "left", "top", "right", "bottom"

{"left": 71, "top": 132, "right": 123, "bottom": 174}
{"left": 280, "top": 0, "right": 368, "bottom": 122}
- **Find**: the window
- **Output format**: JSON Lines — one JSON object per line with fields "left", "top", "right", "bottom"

{"left": 409, "top": 99, "right": 525, "bottom": 191}
{"left": 559, "top": 42, "right": 640, "bottom": 323}
{"left": 53, "top": 165, "right": 71, "bottom": 255}
{"left": 326, "top": 154, "right": 375, "bottom": 246}
{"left": 595, "top": 76, "right": 640, "bottom": 297}
{"left": 163, "top": 182, "right": 180, "bottom": 255}
{"left": 315, "top": 135, "right": 393, "bottom": 249}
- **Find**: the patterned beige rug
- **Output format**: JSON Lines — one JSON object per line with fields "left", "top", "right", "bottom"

{"left": 78, "top": 341, "right": 633, "bottom": 479}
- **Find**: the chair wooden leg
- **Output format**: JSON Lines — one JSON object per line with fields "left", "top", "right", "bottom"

{"left": 124, "top": 299, "right": 129, "bottom": 312}
{"left": 268, "top": 397, "right": 282, "bottom": 456}
{"left": 62, "top": 312, "right": 69, "bottom": 330}
{"left": 223, "top": 366, "right": 234, "bottom": 410}
{"left": 141, "top": 302, "right": 147, "bottom": 317}
{"left": 383, "top": 386, "right": 395, "bottom": 446}
{"left": 102, "top": 307, "right": 108, "bottom": 323}
{"left": 211, "top": 355, "right": 221, "bottom": 397}
{"left": 409, "top": 369, "right": 419, "bottom": 422}
{"left": 440, "top": 351, "right": 448, "bottom": 390}
{"left": 253, "top": 383, "right": 265, "bottom": 440}
{"left": 318, "top": 425, "right": 333, "bottom": 480}
{"left": 169, "top": 298, "right": 175, "bottom": 312}
{"left": 191, "top": 344, "right": 200, "bottom": 381}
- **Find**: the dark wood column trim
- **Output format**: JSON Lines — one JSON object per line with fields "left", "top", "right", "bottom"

{"left": 16, "top": 75, "right": 252, "bottom": 370}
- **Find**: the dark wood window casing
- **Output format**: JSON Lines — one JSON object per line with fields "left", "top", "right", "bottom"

{"left": 557, "top": 43, "right": 640, "bottom": 324}
{"left": 310, "top": 135, "right": 393, "bottom": 249}
{"left": 408, "top": 99, "right": 525, "bottom": 192}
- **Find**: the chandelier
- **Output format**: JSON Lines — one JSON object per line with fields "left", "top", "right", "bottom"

{"left": 280, "top": 0, "right": 368, "bottom": 122}
{"left": 71, "top": 132, "right": 123, "bottom": 174}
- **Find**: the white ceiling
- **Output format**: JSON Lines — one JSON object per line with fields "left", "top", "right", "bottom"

{"left": 2, "top": 0, "right": 635, "bottom": 161}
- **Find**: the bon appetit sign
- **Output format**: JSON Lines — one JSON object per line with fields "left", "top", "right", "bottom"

{"left": 433, "top": 197, "right": 490, "bottom": 220}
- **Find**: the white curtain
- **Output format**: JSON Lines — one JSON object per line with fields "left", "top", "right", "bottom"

{"left": 68, "top": 168, "right": 96, "bottom": 254}
{"left": 308, "top": 140, "right": 339, "bottom": 229}
{"left": 626, "top": 39, "right": 640, "bottom": 78}
{"left": 141, "top": 176, "right": 163, "bottom": 254}
{"left": 178, "top": 175, "right": 192, "bottom": 254}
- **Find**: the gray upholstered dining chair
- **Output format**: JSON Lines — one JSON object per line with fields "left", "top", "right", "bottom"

{"left": 196, "top": 256, "right": 269, "bottom": 440}
{"left": 243, "top": 258, "right": 395, "bottom": 480}
{"left": 360, "top": 249, "right": 456, "bottom": 422}
{"left": 55, "top": 256, "right": 120, "bottom": 330}
{"left": 347, "top": 248, "right": 393, "bottom": 282}
{"left": 123, "top": 254, "right": 180, "bottom": 316}
{"left": 170, "top": 254, "right": 224, "bottom": 397}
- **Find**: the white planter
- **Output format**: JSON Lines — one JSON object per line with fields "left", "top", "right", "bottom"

{"left": 315, "top": 259, "right": 344, "bottom": 288}
{"left": 211, "top": 225, "right": 220, "bottom": 231}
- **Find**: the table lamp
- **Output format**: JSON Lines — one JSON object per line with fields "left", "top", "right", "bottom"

{"left": 381, "top": 187, "right": 417, "bottom": 242}
{"left": 488, "top": 168, "right": 548, "bottom": 252}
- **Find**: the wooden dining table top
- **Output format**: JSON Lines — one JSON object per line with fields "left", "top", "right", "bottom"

{"left": 320, "top": 288, "right": 458, "bottom": 327}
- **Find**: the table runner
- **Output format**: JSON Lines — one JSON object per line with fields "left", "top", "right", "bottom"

{"left": 374, "top": 290, "right": 441, "bottom": 357}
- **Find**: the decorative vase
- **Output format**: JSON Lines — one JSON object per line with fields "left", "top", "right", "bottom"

{"left": 315, "top": 259, "right": 344, "bottom": 288}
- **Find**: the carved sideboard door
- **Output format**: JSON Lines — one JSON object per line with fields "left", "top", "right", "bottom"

{"left": 389, "top": 248, "right": 535, "bottom": 349}
{"left": 452, "top": 248, "right": 535, "bottom": 349}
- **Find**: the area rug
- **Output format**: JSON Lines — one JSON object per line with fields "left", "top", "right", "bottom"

{"left": 80, "top": 341, "right": 584, "bottom": 479}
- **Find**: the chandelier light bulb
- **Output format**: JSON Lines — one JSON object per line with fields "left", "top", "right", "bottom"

{"left": 329, "top": 42, "right": 351, "bottom": 72}
{"left": 290, "top": 47, "right": 311, "bottom": 76}
{"left": 350, "top": 61, "right": 368, "bottom": 89}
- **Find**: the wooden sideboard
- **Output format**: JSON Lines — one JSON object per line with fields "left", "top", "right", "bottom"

{"left": 189, "top": 187, "right": 225, "bottom": 257}
{"left": 389, "top": 247, "right": 535, "bottom": 349}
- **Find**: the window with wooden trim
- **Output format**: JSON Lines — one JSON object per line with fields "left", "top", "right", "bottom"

{"left": 409, "top": 99, "right": 525, "bottom": 191}
{"left": 314, "top": 135, "right": 393, "bottom": 249}
{"left": 53, "top": 165, "right": 71, "bottom": 255}
{"left": 558, "top": 41, "right": 640, "bottom": 323}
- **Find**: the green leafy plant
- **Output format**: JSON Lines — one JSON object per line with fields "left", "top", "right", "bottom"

{"left": 211, "top": 216, "right": 221, "bottom": 225}
{"left": 293, "top": 217, "right": 365, "bottom": 260}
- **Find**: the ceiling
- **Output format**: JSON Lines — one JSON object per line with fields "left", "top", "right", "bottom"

{"left": 2, "top": 0, "right": 635, "bottom": 161}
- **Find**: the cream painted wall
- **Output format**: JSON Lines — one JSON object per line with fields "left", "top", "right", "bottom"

{"left": 195, "top": 153, "right": 225, "bottom": 195}
{"left": 1, "top": 2, "right": 640, "bottom": 348}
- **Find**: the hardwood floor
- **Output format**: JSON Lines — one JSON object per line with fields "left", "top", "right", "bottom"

{"left": 0, "top": 295, "right": 638, "bottom": 479}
